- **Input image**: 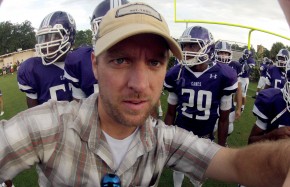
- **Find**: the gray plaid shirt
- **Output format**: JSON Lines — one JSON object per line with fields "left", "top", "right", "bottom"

{"left": 0, "top": 94, "right": 220, "bottom": 187}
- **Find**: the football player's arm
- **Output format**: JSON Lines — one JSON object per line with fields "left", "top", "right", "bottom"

{"left": 264, "top": 75, "right": 271, "bottom": 89}
{"left": 205, "top": 139, "right": 290, "bottom": 187}
{"left": 234, "top": 81, "right": 242, "bottom": 120}
{"left": 264, "top": 84, "right": 270, "bottom": 89}
{"left": 217, "top": 109, "right": 230, "bottom": 146}
{"left": 248, "top": 57, "right": 256, "bottom": 67}
{"left": 25, "top": 92, "right": 39, "bottom": 108}
{"left": 26, "top": 97, "right": 39, "bottom": 108}
{"left": 248, "top": 121, "right": 290, "bottom": 144}
{"left": 217, "top": 95, "right": 232, "bottom": 146}
{"left": 264, "top": 70, "right": 271, "bottom": 89}
{"left": 164, "top": 92, "right": 178, "bottom": 126}
{"left": 64, "top": 54, "right": 87, "bottom": 101}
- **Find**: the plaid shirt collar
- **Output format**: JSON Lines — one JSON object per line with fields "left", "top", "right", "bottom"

{"left": 68, "top": 93, "right": 157, "bottom": 154}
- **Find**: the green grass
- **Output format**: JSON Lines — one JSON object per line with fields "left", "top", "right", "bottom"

{"left": 0, "top": 73, "right": 258, "bottom": 187}
{"left": 0, "top": 73, "right": 38, "bottom": 187}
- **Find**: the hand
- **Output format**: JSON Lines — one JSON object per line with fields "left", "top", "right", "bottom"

{"left": 235, "top": 109, "right": 241, "bottom": 120}
{"left": 268, "top": 126, "right": 290, "bottom": 140}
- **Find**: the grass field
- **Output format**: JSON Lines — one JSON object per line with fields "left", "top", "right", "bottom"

{"left": 0, "top": 73, "right": 258, "bottom": 187}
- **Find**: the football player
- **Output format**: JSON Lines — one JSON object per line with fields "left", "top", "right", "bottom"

{"left": 264, "top": 49, "right": 289, "bottom": 89}
{"left": 17, "top": 11, "right": 75, "bottom": 108}
{"left": 214, "top": 40, "right": 242, "bottom": 137}
{"left": 238, "top": 48, "right": 256, "bottom": 112}
{"left": 64, "top": 0, "right": 129, "bottom": 101}
{"left": 248, "top": 59, "right": 290, "bottom": 144}
{"left": 164, "top": 26, "right": 237, "bottom": 187}
{"left": 15, "top": 10, "right": 76, "bottom": 187}
{"left": 252, "top": 57, "right": 272, "bottom": 98}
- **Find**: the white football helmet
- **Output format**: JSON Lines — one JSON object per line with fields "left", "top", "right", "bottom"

{"left": 91, "top": 0, "right": 129, "bottom": 46}
{"left": 35, "top": 11, "right": 76, "bottom": 65}
{"left": 275, "top": 49, "right": 289, "bottom": 68}
{"left": 179, "top": 26, "right": 215, "bottom": 66}
{"left": 215, "top": 41, "right": 232, "bottom": 64}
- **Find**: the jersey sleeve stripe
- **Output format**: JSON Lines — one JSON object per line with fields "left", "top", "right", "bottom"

{"left": 163, "top": 82, "right": 173, "bottom": 89}
{"left": 71, "top": 86, "right": 86, "bottom": 99}
{"left": 18, "top": 83, "right": 33, "bottom": 91}
{"left": 26, "top": 93, "right": 38, "bottom": 99}
{"left": 64, "top": 71, "right": 79, "bottom": 83}
{"left": 255, "top": 118, "right": 267, "bottom": 130}
{"left": 252, "top": 105, "right": 268, "bottom": 120}
{"left": 224, "top": 81, "right": 238, "bottom": 91}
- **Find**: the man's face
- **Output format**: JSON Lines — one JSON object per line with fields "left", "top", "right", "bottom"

{"left": 218, "top": 51, "right": 230, "bottom": 57}
{"left": 183, "top": 43, "right": 200, "bottom": 60}
{"left": 92, "top": 34, "right": 169, "bottom": 128}
{"left": 277, "top": 56, "right": 287, "bottom": 68}
{"left": 217, "top": 51, "right": 231, "bottom": 63}
{"left": 37, "top": 32, "right": 62, "bottom": 55}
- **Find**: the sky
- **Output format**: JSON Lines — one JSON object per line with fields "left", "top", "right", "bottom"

{"left": 0, "top": 0, "right": 290, "bottom": 50}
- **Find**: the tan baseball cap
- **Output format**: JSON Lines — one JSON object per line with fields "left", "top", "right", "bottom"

{"left": 94, "top": 2, "right": 182, "bottom": 60}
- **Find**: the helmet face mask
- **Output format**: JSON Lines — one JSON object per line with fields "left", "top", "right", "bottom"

{"left": 283, "top": 60, "right": 290, "bottom": 112}
{"left": 91, "top": 0, "right": 129, "bottom": 46}
{"left": 275, "top": 49, "right": 289, "bottom": 68}
{"left": 179, "top": 26, "right": 215, "bottom": 67}
{"left": 263, "top": 57, "right": 271, "bottom": 65}
{"left": 215, "top": 41, "right": 232, "bottom": 64}
{"left": 35, "top": 11, "right": 76, "bottom": 65}
{"left": 91, "top": 16, "right": 102, "bottom": 45}
{"left": 242, "top": 49, "right": 251, "bottom": 59}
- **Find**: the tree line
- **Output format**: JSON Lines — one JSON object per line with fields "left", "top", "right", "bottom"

{"left": 0, "top": 20, "right": 93, "bottom": 56}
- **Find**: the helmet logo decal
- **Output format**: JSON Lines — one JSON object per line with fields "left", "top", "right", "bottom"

{"left": 41, "top": 12, "right": 54, "bottom": 28}
{"left": 67, "top": 13, "right": 75, "bottom": 25}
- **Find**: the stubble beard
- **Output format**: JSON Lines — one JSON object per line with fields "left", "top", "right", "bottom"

{"left": 99, "top": 91, "right": 154, "bottom": 127}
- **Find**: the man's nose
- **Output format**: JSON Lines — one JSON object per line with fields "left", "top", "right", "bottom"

{"left": 127, "top": 62, "right": 149, "bottom": 93}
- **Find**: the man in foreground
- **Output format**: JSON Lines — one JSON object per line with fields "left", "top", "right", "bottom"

{"left": 0, "top": 2, "right": 290, "bottom": 187}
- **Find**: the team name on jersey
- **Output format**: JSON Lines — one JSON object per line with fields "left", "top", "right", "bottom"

{"left": 191, "top": 82, "right": 201, "bottom": 86}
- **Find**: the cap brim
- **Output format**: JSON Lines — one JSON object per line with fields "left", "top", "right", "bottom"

{"left": 94, "top": 23, "right": 182, "bottom": 60}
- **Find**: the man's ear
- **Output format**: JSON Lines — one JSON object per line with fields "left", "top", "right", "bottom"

{"left": 91, "top": 52, "right": 98, "bottom": 80}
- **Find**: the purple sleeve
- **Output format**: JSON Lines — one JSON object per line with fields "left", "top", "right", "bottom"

{"left": 221, "top": 64, "right": 238, "bottom": 96}
{"left": 64, "top": 50, "right": 83, "bottom": 89}
{"left": 252, "top": 88, "right": 280, "bottom": 123}
{"left": 164, "top": 65, "right": 182, "bottom": 93}
{"left": 17, "top": 58, "right": 38, "bottom": 94}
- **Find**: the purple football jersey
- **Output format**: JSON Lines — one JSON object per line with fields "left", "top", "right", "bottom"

{"left": 266, "top": 66, "right": 286, "bottom": 89}
{"left": 17, "top": 57, "right": 72, "bottom": 104}
{"left": 228, "top": 60, "right": 242, "bottom": 77}
{"left": 64, "top": 46, "right": 98, "bottom": 99}
{"left": 260, "top": 63, "right": 268, "bottom": 77}
{"left": 253, "top": 88, "right": 290, "bottom": 131}
{"left": 239, "top": 57, "right": 256, "bottom": 78}
{"left": 227, "top": 60, "right": 242, "bottom": 112}
{"left": 164, "top": 63, "right": 237, "bottom": 136}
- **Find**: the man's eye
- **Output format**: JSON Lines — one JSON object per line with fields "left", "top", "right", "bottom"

{"left": 114, "top": 58, "right": 125, "bottom": 64}
{"left": 149, "top": 61, "right": 161, "bottom": 67}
